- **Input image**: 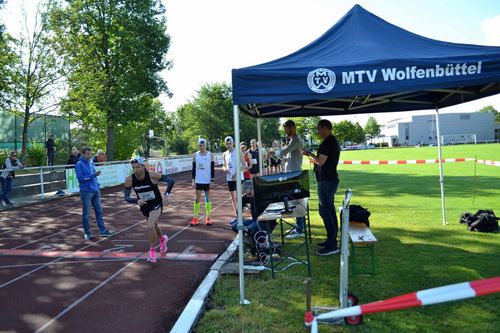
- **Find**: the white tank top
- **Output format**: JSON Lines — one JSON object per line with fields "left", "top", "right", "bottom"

{"left": 223, "top": 149, "right": 238, "bottom": 181}
{"left": 195, "top": 151, "right": 212, "bottom": 184}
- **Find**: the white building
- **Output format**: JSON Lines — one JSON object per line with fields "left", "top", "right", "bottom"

{"left": 378, "top": 112, "right": 496, "bottom": 146}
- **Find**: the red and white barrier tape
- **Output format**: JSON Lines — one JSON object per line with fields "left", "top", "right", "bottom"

{"left": 338, "top": 158, "right": 474, "bottom": 165}
{"left": 332, "top": 158, "right": 500, "bottom": 166}
{"left": 309, "top": 276, "right": 500, "bottom": 331}
{"left": 476, "top": 159, "right": 500, "bottom": 167}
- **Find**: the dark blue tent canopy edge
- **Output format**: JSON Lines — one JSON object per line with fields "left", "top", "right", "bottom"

{"left": 231, "top": 5, "right": 500, "bottom": 118}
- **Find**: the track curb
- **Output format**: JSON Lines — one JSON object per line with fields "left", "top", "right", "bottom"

{"left": 170, "top": 236, "right": 239, "bottom": 333}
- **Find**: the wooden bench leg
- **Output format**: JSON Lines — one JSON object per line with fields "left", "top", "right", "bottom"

{"left": 350, "top": 242, "right": 357, "bottom": 276}
{"left": 370, "top": 244, "right": 376, "bottom": 274}
{"left": 350, "top": 243, "right": 376, "bottom": 276}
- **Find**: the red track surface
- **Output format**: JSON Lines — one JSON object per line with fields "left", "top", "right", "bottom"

{"left": 0, "top": 169, "right": 236, "bottom": 333}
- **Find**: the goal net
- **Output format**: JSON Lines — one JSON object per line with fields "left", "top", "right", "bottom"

{"left": 441, "top": 134, "right": 476, "bottom": 145}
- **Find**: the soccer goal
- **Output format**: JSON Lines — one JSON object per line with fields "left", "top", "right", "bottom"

{"left": 441, "top": 134, "right": 477, "bottom": 145}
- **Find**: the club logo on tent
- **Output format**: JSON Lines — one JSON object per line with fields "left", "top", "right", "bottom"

{"left": 307, "top": 68, "right": 336, "bottom": 93}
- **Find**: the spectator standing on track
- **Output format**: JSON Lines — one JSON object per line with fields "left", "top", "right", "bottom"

{"left": 124, "top": 157, "right": 172, "bottom": 263}
{"left": 273, "top": 120, "right": 305, "bottom": 239}
{"left": 222, "top": 136, "right": 245, "bottom": 217}
{"left": 303, "top": 119, "right": 341, "bottom": 256}
{"left": 240, "top": 142, "right": 252, "bottom": 181}
{"left": 190, "top": 138, "right": 215, "bottom": 226}
{"left": 248, "top": 139, "right": 261, "bottom": 178}
{"left": 269, "top": 140, "right": 282, "bottom": 173}
{"left": 66, "top": 147, "right": 81, "bottom": 168}
{"left": 260, "top": 142, "right": 269, "bottom": 175}
{"left": 0, "top": 151, "right": 25, "bottom": 207}
{"left": 45, "top": 134, "right": 56, "bottom": 169}
{"left": 75, "top": 146, "right": 114, "bottom": 240}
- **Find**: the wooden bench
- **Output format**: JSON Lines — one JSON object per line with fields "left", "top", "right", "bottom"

{"left": 348, "top": 221, "right": 377, "bottom": 275}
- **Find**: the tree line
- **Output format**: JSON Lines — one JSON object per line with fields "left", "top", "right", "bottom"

{"left": 1, "top": 1, "right": 496, "bottom": 165}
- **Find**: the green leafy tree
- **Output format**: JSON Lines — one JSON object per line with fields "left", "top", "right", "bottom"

{"left": 332, "top": 120, "right": 357, "bottom": 146}
{"left": 478, "top": 105, "right": 499, "bottom": 122}
{"left": 364, "top": 116, "right": 381, "bottom": 143}
{"left": 354, "top": 122, "right": 365, "bottom": 144}
{"left": 285, "top": 116, "right": 320, "bottom": 146}
{"left": 0, "top": 1, "right": 17, "bottom": 110}
{"left": 9, "top": 2, "right": 65, "bottom": 161}
{"left": 26, "top": 140, "right": 45, "bottom": 166}
{"left": 174, "top": 82, "right": 280, "bottom": 153}
{"left": 49, "top": 0, "right": 171, "bottom": 160}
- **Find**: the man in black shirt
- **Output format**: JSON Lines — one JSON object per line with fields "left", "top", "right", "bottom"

{"left": 303, "top": 119, "right": 341, "bottom": 255}
{"left": 124, "top": 157, "right": 174, "bottom": 263}
{"left": 45, "top": 134, "right": 56, "bottom": 168}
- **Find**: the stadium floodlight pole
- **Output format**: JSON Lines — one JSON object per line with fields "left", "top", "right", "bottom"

{"left": 233, "top": 105, "right": 250, "bottom": 305}
{"left": 434, "top": 108, "right": 447, "bottom": 225}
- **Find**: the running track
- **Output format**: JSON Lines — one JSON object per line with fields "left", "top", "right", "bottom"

{"left": 0, "top": 168, "right": 236, "bottom": 333}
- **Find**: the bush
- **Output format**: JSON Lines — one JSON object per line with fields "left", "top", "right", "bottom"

{"left": 0, "top": 149, "right": 10, "bottom": 166}
{"left": 27, "top": 141, "right": 46, "bottom": 166}
{"left": 170, "top": 137, "right": 189, "bottom": 155}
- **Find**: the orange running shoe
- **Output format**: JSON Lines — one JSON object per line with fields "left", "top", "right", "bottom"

{"left": 190, "top": 217, "right": 199, "bottom": 226}
{"left": 205, "top": 217, "right": 212, "bottom": 225}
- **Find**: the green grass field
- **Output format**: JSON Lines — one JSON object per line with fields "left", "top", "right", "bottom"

{"left": 196, "top": 144, "right": 500, "bottom": 333}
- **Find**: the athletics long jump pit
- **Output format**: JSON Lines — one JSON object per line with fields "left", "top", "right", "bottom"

{"left": 0, "top": 170, "right": 236, "bottom": 333}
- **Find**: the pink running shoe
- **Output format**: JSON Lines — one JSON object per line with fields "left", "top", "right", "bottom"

{"left": 190, "top": 217, "right": 199, "bottom": 226}
{"left": 147, "top": 248, "right": 157, "bottom": 263}
{"left": 159, "top": 235, "right": 168, "bottom": 254}
{"left": 205, "top": 217, "right": 212, "bottom": 226}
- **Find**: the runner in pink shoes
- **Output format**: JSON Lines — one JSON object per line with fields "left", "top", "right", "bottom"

{"left": 124, "top": 157, "right": 173, "bottom": 263}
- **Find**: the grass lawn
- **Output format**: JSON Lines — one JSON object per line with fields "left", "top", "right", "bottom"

{"left": 195, "top": 144, "right": 500, "bottom": 333}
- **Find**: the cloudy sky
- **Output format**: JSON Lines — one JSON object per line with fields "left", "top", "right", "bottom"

{"left": 2, "top": 0, "right": 499, "bottom": 125}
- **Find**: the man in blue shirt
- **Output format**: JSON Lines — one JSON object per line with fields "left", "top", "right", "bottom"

{"left": 75, "top": 146, "right": 113, "bottom": 240}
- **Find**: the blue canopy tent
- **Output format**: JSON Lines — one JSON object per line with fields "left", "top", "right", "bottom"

{"left": 230, "top": 5, "right": 500, "bottom": 303}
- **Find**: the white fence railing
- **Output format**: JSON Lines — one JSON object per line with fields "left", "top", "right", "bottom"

{"left": 3, "top": 154, "right": 224, "bottom": 199}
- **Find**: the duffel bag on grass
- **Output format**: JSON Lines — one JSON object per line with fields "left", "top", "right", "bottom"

{"left": 460, "top": 210, "right": 499, "bottom": 233}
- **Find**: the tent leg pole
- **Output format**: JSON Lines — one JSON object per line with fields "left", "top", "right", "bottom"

{"left": 435, "top": 107, "right": 447, "bottom": 226}
{"left": 257, "top": 118, "right": 263, "bottom": 175}
{"left": 234, "top": 105, "right": 250, "bottom": 305}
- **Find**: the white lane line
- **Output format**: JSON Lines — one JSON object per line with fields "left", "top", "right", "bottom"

{"left": 0, "top": 180, "right": 231, "bottom": 288}
{"left": 0, "top": 211, "right": 81, "bottom": 236}
{"left": 5, "top": 181, "right": 233, "bottom": 333}
{"left": 10, "top": 202, "right": 139, "bottom": 249}
{"left": 33, "top": 259, "right": 139, "bottom": 333}
{"left": 0, "top": 220, "right": 143, "bottom": 289}
{"left": 0, "top": 258, "right": 137, "bottom": 269}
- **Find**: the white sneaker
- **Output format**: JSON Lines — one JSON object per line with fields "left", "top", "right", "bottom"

{"left": 285, "top": 229, "right": 304, "bottom": 239}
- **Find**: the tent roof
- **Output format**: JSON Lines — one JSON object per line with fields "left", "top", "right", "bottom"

{"left": 231, "top": 5, "right": 500, "bottom": 118}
